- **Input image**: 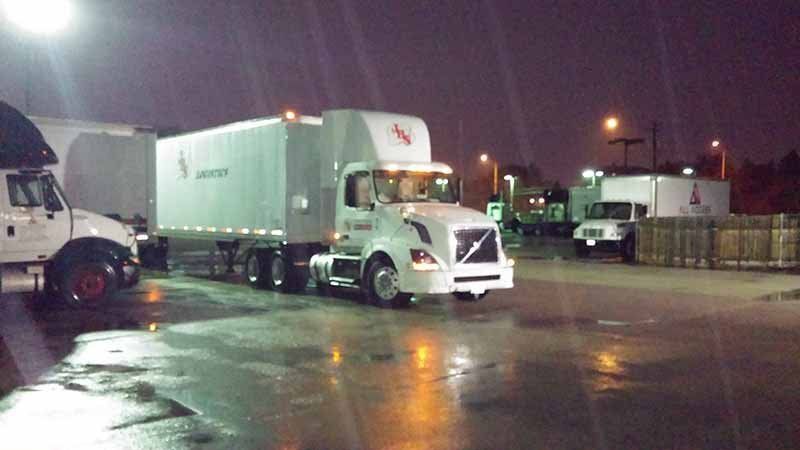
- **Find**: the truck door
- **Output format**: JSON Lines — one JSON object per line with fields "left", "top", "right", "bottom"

{"left": 1, "top": 172, "right": 72, "bottom": 263}
{"left": 336, "top": 171, "right": 375, "bottom": 252}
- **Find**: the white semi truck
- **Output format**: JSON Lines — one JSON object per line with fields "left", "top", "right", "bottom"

{"left": 0, "top": 102, "right": 140, "bottom": 306}
{"left": 154, "top": 109, "right": 514, "bottom": 307}
{"left": 573, "top": 175, "right": 730, "bottom": 261}
{"left": 29, "top": 116, "right": 166, "bottom": 268}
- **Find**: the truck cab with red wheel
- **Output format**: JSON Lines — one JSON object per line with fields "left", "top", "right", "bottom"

{"left": 0, "top": 101, "right": 140, "bottom": 307}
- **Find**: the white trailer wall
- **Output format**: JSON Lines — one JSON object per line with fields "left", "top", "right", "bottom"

{"left": 31, "top": 116, "right": 155, "bottom": 219}
{"left": 155, "top": 118, "right": 322, "bottom": 243}
{"left": 655, "top": 176, "right": 730, "bottom": 217}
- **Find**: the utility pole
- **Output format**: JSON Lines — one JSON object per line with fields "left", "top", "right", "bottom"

{"left": 651, "top": 121, "right": 659, "bottom": 172}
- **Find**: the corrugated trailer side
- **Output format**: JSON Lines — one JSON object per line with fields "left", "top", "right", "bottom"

{"left": 155, "top": 117, "right": 322, "bottom": 244}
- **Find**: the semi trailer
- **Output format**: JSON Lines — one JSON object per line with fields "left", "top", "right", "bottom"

{"left": 573, "top": 175, "right": 730, "bottom": 261}
{"left": 0, "top": 101, "right": 140, "bottom": 307}
{"left": 153, "top": 110, "right": 514, "bottom": 307}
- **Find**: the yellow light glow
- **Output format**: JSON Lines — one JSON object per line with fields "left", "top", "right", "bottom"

{"left": 270, "top": 229, "right": 284, "bottom": 236}
{"left": 148, "top": 322, "right": 158, "bottom": 332}
{"left": 241, "top": 228, "right": 250, "bottom": 234}
{"left": 529, "top": 198, "right": 535, "bottom": 204}
{"left": 195, "top": 226, "right": 203, "bottom": 232}
{"left": 333, "top": 232, "right": 341, "bottom": 240}
{"left": 507, "top": 258, "right": 515, "bottom": 267}
{"left": 416, "top": 346, "right": 429, "bottom": 369}
{"left": 538, "top": 197, "right": 545, "bottom": 204}
{"left": 480, "top": 153, "right": 489, "bottom": 163}
{"left": 284, "top": 110, "right": 297, "bottom": 120}
{"left": 712, "top": 139, "right": 721, "bottom": 148}
{"left": 605, "top": 116, "right": 619, "bottom": 131}
{"left": 225, "top": 227, "right": 233, "bottom": 233}
{"left": 332, "top": 348, "right": 342, "bottom": 364}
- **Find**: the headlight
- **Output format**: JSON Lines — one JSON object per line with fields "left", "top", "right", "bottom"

{"left": 135, "top": 233, "right": 149, "bottom": 241}
{"left": 410, "top": 249, "right": 440, "bottom": 271}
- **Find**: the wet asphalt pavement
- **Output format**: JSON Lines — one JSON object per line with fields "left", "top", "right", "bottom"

{"left": 2, "top": 237, "right": 800, "bottom": 449}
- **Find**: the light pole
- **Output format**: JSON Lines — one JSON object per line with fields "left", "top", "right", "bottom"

{"left": 711, "top": 139, "right": 727, "bottom": 180}
{"left": 479, "top": 153, "right": 499, "bottom": 197}
{"left": 503, "top": 174, "right": 516, "bottom": 210}
{"left": 3, "top": 0, "right": 74, "bottom": 113}
{"left": 603, "top": 116, "right": 660, "bottom": 171}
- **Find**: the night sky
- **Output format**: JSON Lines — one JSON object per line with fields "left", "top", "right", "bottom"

{"left": 1, "top": 0, "right": 798, "bottom": 184}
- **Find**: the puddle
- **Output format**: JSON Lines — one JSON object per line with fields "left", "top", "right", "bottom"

{"left": 759, "top": 289, "right": 800, "bottom": 302}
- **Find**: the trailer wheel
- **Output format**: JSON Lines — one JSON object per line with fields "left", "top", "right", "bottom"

{"left": 267, "top": 251, "right": 308, "bottom": 293}
{"left": 244, "top": 249, "right": 268, "bottom": 288}
{"left": 453, "top": 291, "right": 488, "bottom": 301}
{"left": 364, "top": 258, "right": 411, "bottom": 308}
{"left": 60, "top": 261, "right": 118, "bottom": 308}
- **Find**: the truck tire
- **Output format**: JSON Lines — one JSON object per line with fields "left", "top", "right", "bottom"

{"left": 363, "top": 258, "right": 411, "bottom": 308}
{"left": 60, "top": 261, "right": 118, "bottom": 308}
{"left": 621, "top": 236, "right": 636, "bottom": 263}
{"left": 244, "top": 249, "right": 268, "bottom": 288}
{"left": 453, "top": 291, "right": 488, "bottom": 301}
{"left": 267, "top": 251, "right": 308, "bottom": 293}
{"left": 574, "top": 240, "right": 590, "bottom": 258}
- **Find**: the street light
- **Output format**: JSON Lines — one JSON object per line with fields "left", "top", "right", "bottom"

{"left": 682, "top": 167, "right": 695, "bottom": 176}
{"left": 503, "top": 174, "right": 516, "bottom": 210}
{"left": 479, "top": 153, "right": 499, "bottom": 196}
{"left": 4, "top": 0, "right": 74, "bottom": 114}
{"left": 711, "top": 139, "right": 727, "bottom": 180}
{"left": 604, "top": 116, "right": 619, "bottom": 131}
{"left": 3, "top": 0, "right": 73, "bottom": 33}
{"left": 582, "top": 169, "right": 604, "bottom": 187}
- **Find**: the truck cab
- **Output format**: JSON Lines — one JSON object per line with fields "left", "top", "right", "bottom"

{"left": 316, "top": 159, "right": 514, "bottom": 306}
{"left": 573, "top": 200, "right": 648, "bottom": 261}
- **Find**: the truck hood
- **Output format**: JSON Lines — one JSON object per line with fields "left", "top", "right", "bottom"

{"left": 399, "top": 203, "right": 497, "bottom": 227}
{"left": 71, "top": 208, "right": 136, "bottom": 249}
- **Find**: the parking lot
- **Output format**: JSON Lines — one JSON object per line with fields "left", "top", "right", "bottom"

{"left": 2, "top": 236, "right": 800, "bottom": 449}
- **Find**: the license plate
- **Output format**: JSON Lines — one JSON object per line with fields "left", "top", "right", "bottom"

{"left": 586, "top": 239, "right": 596, "bottom": 246}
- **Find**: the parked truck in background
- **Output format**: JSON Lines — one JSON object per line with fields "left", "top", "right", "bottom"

{"left": 514, "top": 185, "right": 600, "bottom": 237}
{"left": 30, "top": 116, "right": 166, "bottom": 267}
{"left": 0, "top": 102, "right": 140, "bottom": 307}
{"left": 573, "top": 175, "right": 730, "bottom": 261}
{"left": 153, "top": 109, "right": 514, "bottom": 307}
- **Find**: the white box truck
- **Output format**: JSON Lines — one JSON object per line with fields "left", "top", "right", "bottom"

{"left": 0, "top": 102, "right": 140, "bottom": 307}
{"left": 154, "top": 110, "right": 514, "bottom": 307}
{"left": 573, "top": 175, "right": 730, "bottom": 261}
{"left": 29, "top": 116, "right": 166, "bottom": 267}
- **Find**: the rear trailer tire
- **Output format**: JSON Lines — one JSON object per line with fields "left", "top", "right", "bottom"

{"left": 244, "top": 249, "right": 267, "bottom": 288}
{"left": 453, "top": 291, "right": 488, "bottom": 301}
{"left": 364, "top": 259, "right": 411, "bottom": 308}
{"left": 267, "top": 251, "right": 308, "bottom": 293}
{"left": 60, "top": 261, "right": 118, "bottom": 308}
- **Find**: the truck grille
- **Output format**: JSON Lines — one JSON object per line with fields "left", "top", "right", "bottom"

{"left": 583, "top": 228, "right": 604, "bottom": 238}
{"left": 454, "top": 228, "right": 498, "bottom": 264}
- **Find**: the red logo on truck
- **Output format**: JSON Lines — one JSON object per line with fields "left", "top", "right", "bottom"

{"left": 690, "top": 183, "right": 702, "bottom": 205}
{"left": 388, "top": 123, "right": 414, "bottom": 146}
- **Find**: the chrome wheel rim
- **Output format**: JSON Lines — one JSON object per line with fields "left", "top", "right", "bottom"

{"left": 374, "top": 266, "right": 399, "bottom": 301}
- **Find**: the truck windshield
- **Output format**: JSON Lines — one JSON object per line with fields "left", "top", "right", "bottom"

{"left": 587, "top": 202, "right": 632, "bottom": 220}
{"left": 373, "top": 170, "right": 457, "bottom": 204}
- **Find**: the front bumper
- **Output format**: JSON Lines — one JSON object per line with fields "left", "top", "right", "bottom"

{"left": 400, "top": 265, "right": 514, "bottom": 294}
{"left": 575, "top": 238, "right": 622, "bottom": 252}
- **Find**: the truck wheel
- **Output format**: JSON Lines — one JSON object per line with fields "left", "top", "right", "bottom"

{"left": 267, "top": 251, "right": 307, "bottom": 293}
{"left": 574, "top": 240, "right": 590, "bottom": 258}
{"left": 622, "top": 236, "right": 636, "bottom": 263}
{"left": 453, "top": 291, "right": 488, "bottom": 301}
{"left": 60, "top": 261, "right": 118, "bottom": 308}
{"left": 244, "top": 249, "right": 267, "bottom": 288}
{"left": 364, "top": 259, "right": 411, "bottom": 308}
